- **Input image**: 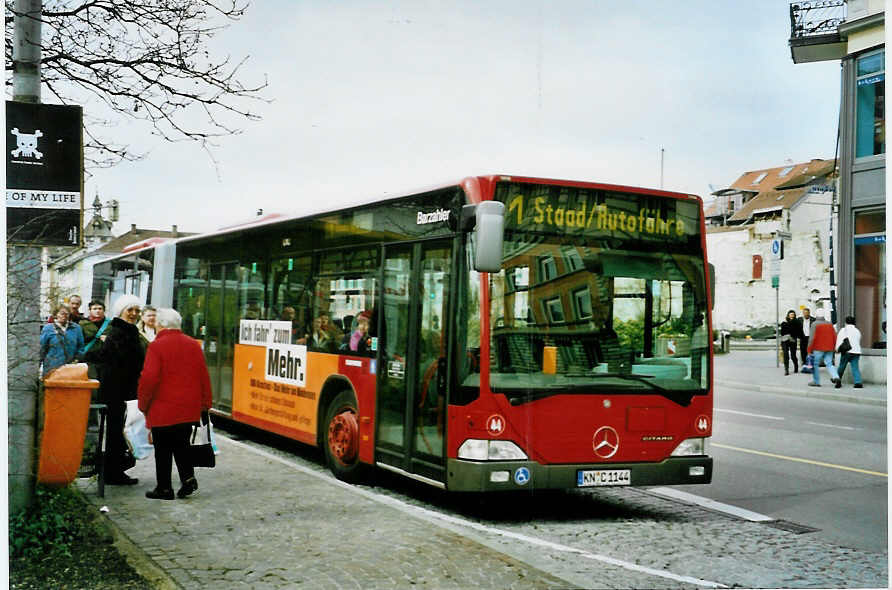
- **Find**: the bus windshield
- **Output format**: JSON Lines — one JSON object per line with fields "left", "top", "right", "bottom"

{"left": 481, "top": 182, "right": 709, "bottom": 406}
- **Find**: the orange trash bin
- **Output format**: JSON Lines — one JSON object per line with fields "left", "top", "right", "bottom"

{"left": 37, "top": 363, "right": 100, "bottom": 487}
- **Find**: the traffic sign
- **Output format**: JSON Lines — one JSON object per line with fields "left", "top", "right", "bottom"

{"left": 770, "top": 238, "right": 783, "bottom": 260}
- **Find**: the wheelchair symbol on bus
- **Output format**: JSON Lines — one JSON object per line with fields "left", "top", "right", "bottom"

{"left": 514, "top": 467, "right": 531, "bottom": 486}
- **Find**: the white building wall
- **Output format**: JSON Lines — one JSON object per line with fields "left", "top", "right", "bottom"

{"left": 42, "top": 251, "right": 113, "bottom": 319}
{"left": 707, "top": 201, "right": 835, "bottom": 332}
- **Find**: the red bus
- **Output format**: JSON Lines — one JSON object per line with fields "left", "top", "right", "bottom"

{"left": 92, "top": 175, "right": 714, "bottom": 491}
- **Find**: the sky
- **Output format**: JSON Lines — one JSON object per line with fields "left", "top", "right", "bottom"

{"left": 82, "top": 0, "right": 843, "bottom": 235}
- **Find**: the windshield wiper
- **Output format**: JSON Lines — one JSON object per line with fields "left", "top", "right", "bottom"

{"left": 504, "top": 373, "right": 696, "bottom": 407}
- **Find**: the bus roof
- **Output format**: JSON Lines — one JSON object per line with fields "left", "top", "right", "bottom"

{"left": 107, "top": 174, "right": 701, "bottom": 257}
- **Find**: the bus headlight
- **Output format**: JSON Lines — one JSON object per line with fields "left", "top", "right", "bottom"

{"left": 670, "top": 437, "right": 707, "bottom": 456}
{"left": 458, "top": 439, "right": 528, "bottom": 461}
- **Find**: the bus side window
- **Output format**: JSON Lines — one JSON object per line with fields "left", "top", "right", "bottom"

{"left": 268, "top": 256, "right": 312, "bottom": 343}
{"left": 321, "top": 273, "right": 377, "bottom": 356}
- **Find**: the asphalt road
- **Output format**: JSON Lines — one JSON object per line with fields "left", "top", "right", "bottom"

{"left": 674, "top": 383, "right": 888, "bottom": 553}
{"left": 209, "top": 414, "right": 887, "bottom": 588}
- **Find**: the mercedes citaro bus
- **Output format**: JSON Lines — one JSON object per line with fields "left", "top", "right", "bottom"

{"left": 92, "top": 175, "right": 714, "bottom": 491}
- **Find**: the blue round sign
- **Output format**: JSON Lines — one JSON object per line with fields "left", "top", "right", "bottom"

{"left": 514, "top": 467, "right": 531, "bottom": 486}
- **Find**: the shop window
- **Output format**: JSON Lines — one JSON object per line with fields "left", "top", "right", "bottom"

{"left": 856, "top": 50, "right": 885, "bottom": 158}
{"left": 854, "top": 211, "right": 886, "bottom": 348}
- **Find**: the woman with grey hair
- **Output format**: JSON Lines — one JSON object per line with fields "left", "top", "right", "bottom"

{"left": 155, "top": 307, "right": 182, "bottom": 329}
{"left": 139, "top": 307, "right": 212, "bottom": 500}
{"left": 94, "top": 294, "right": 145, "bottom": 485}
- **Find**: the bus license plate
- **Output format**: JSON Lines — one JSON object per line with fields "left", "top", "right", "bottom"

{"left": 577, "top": 469, "right": 631, "bottom": 487}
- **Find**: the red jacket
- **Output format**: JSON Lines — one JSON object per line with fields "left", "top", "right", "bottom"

{"left": 138, "top": 328, "right": 212, "bottom": 428}
{"left": 807, "top": 321, "right": 837, "bottom": 354}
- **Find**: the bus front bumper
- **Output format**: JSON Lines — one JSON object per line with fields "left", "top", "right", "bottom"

{"left": 446, "top": 456, "right": 712, "bottom": 492}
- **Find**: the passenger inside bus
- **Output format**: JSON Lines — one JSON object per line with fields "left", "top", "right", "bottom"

{"left": 303, "top": 315, "right": 336, "bottom": 352}
{"left": 347, "top": 311, "right": 373, "bottom": 354}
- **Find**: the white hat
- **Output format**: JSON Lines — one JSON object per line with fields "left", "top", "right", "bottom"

{"left": 111, "top": 294, "right": 143, "bottom": 318}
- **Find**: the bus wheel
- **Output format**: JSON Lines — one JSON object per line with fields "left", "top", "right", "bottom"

{"left": 324, "top": 391, "right": 362, "bottom": 482}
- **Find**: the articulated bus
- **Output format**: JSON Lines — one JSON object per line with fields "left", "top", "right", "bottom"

{"left": 92, "top": 175, "right": 714, "bottom": 491}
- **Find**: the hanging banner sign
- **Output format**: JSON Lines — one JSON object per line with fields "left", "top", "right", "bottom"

{"left": 6, "top": 101, "right": 83, "bottom": 246}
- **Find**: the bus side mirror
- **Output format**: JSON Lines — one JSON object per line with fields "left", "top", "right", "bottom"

{"left": 473, "top": 201, "right": 505, "bottom": 273}
{"left": 708, "top": 263, "right": 715, "bottom": 310}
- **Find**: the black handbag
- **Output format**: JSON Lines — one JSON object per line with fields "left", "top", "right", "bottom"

{"left": 189, "top": 420, "right": 216, "bottom": 468}
{"left": 837, "top": 337, "right": 852, "bottom": 354}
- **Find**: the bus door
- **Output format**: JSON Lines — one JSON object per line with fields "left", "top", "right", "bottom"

{"left": 205, "top": 262, "right": 238, "bottom": 412}
{"left": 377, "top": 239, "right": 452, "bottom": 484}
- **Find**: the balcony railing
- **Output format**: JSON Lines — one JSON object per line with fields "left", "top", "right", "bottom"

{"left": 789, "top": 0, "right": 846, "bottom": 40}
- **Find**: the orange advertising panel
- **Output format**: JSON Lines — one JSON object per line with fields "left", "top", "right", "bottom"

{"left": 232, "top": 344, "right": 340, "bottom": 446}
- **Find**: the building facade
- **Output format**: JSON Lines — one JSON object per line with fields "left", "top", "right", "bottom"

{"left": 790, "top": 0, "right": 885, "bottom": 382}
{"left": 706, "top": 160, "right": 835, "bottom": 333}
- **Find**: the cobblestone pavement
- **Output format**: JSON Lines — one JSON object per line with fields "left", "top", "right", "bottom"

{"left": 77, "top": 430, "right": 889, "bottom": 590}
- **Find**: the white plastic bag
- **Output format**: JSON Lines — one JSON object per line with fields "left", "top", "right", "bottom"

{"left": 124, "top": 400, "right": 153, "bottom": 459}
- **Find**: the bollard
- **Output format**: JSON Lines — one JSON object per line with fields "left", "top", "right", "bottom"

{"left": 37, "top": 363, "right": 100, "bottom": 487}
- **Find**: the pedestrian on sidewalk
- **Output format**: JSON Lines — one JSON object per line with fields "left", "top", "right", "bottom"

{"left": 138, "top": 308, "right": 212, "bottom": 500}
{"left": 94, "top": 294, "right": 145, "bottom": 485}
{"left": 806, "top": 309, "right": 840, "bottom": 388}
{"left": 39, "top": 305, "right": 84, "bottom": 377}
{"left": 835, "top": 316, "right": 863, "bottom": 389}
{"left": 798, "top": 307, "right": 814, "bottom": 365}
{"left": 780, "top": 309, "right": 801, "bottom": 375}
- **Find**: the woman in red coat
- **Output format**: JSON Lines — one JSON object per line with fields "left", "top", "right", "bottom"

{"left": 138, "top": 308, "right": 212, "bottom": 500}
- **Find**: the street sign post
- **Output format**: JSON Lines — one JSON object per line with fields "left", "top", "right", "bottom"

{"left": 770, "top": 237, "right": 783, "bottom": 260}
{"left": 6, "top": 101, "right": 83, "bottom": 246}
{"left": 771, "top": 236, "right": 783, "bottom": 366}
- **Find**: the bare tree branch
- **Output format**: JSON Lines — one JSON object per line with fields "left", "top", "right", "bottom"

{"left": 5, "top": 0, "right": 269, "bottom": 170}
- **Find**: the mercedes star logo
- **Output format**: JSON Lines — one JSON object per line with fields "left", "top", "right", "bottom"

{"left": 592, "top": 426, "right": 619, "bottom": 459}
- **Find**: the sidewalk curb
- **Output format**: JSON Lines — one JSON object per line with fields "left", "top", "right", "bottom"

{"left": 77, "top": 487, "right": 181, "bottom": 590}
{"left": 716, "top": 379, "right": 886, "bottom": 407}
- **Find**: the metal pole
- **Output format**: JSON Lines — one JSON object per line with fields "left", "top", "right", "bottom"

{"left": 829, "top": 187, "right": 838, "bottom": 326}
{"left": 660, "top": 147, "right": 665, "bottom": 189}
{"left": 775, "top": 282, "right": 780, "bottom": 368}
{"left": 12, "top": 0, "right": 42, "bottom": 103}
{"left": 9, "top": 0, "right": 43, "bottom": 515}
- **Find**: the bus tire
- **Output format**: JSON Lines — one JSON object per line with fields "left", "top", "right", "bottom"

{"left": 324, "top": 391, "right": 363, "bottom": 482}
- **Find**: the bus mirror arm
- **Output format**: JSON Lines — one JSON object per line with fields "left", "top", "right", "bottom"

{"left": 460, "top": 205, "right": 477, "bottom": 232}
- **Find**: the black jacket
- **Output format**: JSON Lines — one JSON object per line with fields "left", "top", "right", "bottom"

{"left": 780, "top": 318, "right": 804, "bottom": 340}
{"left": 95, "top": 317, "right": 145, "bottom": 402}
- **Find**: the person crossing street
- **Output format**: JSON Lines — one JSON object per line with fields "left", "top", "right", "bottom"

{"left": 806, "top": 309, "right": 841, "bottom": 388}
